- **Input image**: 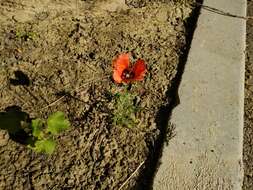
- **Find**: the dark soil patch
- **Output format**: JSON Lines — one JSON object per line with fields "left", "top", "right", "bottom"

{"left": 0, "top": 0, "right": 197, "bottom": 189}
{"left": 243, "top": 0, "right": 253, "bottom": 189}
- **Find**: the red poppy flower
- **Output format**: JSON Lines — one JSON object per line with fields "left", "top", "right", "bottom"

{"left": 113, "top": 53, "right": 146, "bottom": 84}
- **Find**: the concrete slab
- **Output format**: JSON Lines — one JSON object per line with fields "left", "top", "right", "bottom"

{"left": 153, "top": 0, "right": 246, "bottom": 189}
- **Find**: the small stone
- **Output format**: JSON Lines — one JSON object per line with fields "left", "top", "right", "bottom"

{"left": 80, "top": 91, "right": 90, "bottom": 102}
{"left": 247, "top": 76, "right": 253, "bottom": 85}
{"left": 249, "top": 86, "right": 253, "bottom": 92}
{"left": 0, "top": 130, "right": 9, "bottom": 147}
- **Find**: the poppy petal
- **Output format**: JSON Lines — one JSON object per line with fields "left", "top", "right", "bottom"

{"left": 113, "top": 72, "right": 123, "bottom": 83}
{"left": 132, "top": 59, "right": 146, "bottom": 80}
{"left": 113, "top": 53, "right": 130, "bottom": 83}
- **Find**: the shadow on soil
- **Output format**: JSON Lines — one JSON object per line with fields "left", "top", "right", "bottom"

{"left": 9, "top": 70, "right": 30, "bottom": 86}
{"left": 134, "top": 1, "right": 203, "bottom": 189}
{"left": 0, "top": 70, "right": 33, "bottom": 145}
{"left": 0, "top": 106, "right": 30, "bottom": 145}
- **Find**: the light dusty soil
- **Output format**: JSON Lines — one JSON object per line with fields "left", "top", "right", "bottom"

{"left": 0, "top": 0, "right": 195, "bottom": 189}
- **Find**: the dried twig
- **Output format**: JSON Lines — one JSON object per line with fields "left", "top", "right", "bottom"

{"left": 42, "top": 95, "right": 66, "bottom": 110}
{"left": 41, "top": 75, "right": 110, "bottom": 110}
{"left": 118, "top": 161, "right": 145, "bottom": 190}
{"left": 75, "top": 75, "right": 110, "bottom": 93}
{"left": 23, "top": 86, "right": 39, "bottom": 101}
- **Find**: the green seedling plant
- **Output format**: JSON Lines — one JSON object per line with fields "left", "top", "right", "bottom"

{"left": 16, "top": 30, "right": 36, "bottom": 41}
{"left": 28, "top": 111, "right": 70, "bottom": 154}
{"left": 113, "top": 91, "right": 139, "bottom": 128}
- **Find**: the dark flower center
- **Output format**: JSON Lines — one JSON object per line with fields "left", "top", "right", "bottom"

{"left": 122, "top": 69, "right": 134, "bottom": 80}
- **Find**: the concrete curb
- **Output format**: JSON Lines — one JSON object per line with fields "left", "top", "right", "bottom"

{"left": 153, "top": 0, "right": 246, "bottom": 189}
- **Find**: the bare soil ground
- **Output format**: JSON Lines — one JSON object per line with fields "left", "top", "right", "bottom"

{"left": 243, "top": 0, "right": 253, "bottom": 189}
{"left": 0, "top": 0, "right": 196, "bottom": 189}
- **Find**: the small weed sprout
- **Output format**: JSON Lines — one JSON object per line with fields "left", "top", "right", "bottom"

{"left": 113, "top": 92, "right": 138, "bottom": 128}
{"left": 28, "top": 111, "right": 70, "bottom": 154}
{"left": 16, "top": 30, "right": 36, "bottom": 41}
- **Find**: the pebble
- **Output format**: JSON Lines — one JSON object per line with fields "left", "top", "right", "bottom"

{"left": 247, "top": 76, "right": 253, "bottom": 85}
{"left": 0, "top": 130, "right": 9, "bottom": 147}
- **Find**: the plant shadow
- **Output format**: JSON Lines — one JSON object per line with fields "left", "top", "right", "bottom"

{"left": 134, "top": 1, "right": 203, "bottom": 189}
{"left": 9, "top": 70, "right": 30, "bottom": 86}
{"left": 0, "top": 106, "right": 31, "bottom": 145}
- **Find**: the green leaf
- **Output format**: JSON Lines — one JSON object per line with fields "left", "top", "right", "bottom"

{"left": 46, "top": 112, "right": 70, "bottom": 135}
{"left": 31, "top": 119, "right": 43, "bottom": 138}
{"left": 34, "top": 139, "right": 56, "bottom": 154}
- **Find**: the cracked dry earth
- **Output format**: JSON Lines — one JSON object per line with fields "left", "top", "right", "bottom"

{"left": 0, "top": 0, "right": 195, "bottom": 189}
